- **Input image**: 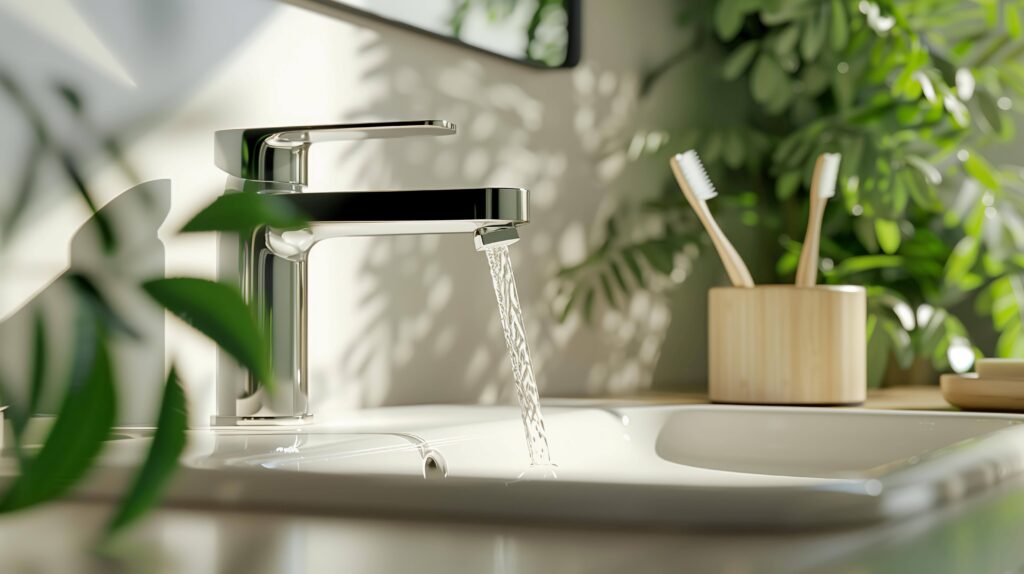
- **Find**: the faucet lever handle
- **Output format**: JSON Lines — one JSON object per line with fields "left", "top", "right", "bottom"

{"left": 214, "top": 120, "right": 456, "bottom": 183}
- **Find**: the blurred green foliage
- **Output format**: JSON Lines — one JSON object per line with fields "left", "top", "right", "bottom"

{"left": 559, "top": 0, "right": 1024, "bottom": 385}
{"left": 0, "top": 74, "right": 291, "bottom": 540}
{"left": 448, "top": 0, "right": 571, "bottom": 66}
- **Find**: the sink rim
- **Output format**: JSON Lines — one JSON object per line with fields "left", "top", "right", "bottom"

{"left": 7, "top": 403, "right": 1024, "bottom": 529}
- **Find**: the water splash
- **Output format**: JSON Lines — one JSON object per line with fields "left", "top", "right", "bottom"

{"left": 484, "top": 245, "right": 552, "bottom": 466}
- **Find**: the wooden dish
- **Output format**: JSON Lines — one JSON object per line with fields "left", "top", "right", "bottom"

{"left": 940, "top": 373, "right": 1024, "bottom": 412}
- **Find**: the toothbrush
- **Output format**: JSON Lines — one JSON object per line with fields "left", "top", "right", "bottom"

{"left": 670, "top": 151, "right": 754, "bottom": 287}
{"left": 795, "top": 153, "right": 842, "bottom": 287}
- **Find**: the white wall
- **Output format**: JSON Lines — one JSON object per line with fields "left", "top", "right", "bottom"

{"left": 0, "top": 0, "right": 711, "bottom": 426}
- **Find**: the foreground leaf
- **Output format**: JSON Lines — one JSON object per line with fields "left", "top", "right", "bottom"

{"left": 60, "top": 151, "right": 117, "bottom": 253}
{"left": 0, "top": 373, "right": 27, "bottom": 466}
{"left": 105, "top": 367, "right": 188, "bottom": 538}
{"left": 143, "top": 278, "right": 275, "bottom": 391}
{"left": 180, "top": 192, "right": 307, "bottom": 234}
{"left": 69, "top": 273, "right": 140, "bottom": 339}
{"left": 0, "top": 316, "right": 39, "bottom": 449}
{"left": 0, "top": 312, "right": 115, "bottom": 512}
{"left": 20, "top": 311, "right": 47, "bottom": 439}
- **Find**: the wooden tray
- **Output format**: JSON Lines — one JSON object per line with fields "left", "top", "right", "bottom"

{"left": 940, "top": 373, "right": 1024, "bottom": 412}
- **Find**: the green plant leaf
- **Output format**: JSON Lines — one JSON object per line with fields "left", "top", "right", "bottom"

{"left": 882, "top": 318, "right": 914, "bottom": 370}
{"left": 800, "top": 63, "right": 831, "bottom": 97}
{"left": 60, "top": 151, "right": 117, "bottom": 253}
{"left": 853, "top": 217, "right": 879, "bottom": 253}
{"left": 0, "top": 372, "right": 28, "bottom": 467}
{"left": 751, "top": 53, "right": 789, "bottom": 105}
{"left": 962, "top": 150, "right": 1000, "bottom": 190}
{"left": 963, "top": 202, "right": 986, "bottom": 238}
{"left": 723, "top": 130, "right": 746, "bottom": 168}
{"left": 830, "top": 0, "right": 849, "bottom": 51}
{"left": 1008, "top": 3, "right": 1022, "bottom": 38}
{"left": 776, "top": 249, "right": 799, "bottom": 276}
{"left": 997, "top": 322, "right": 1024, "bottom": 357}
{"left": 831, "top": 255, "right": 905, "bottom": 277}
{"left": 23, "top": 311, "right": 46, "bottom": 435}
{"left": 4, "top": 308, "right": 50, "bottom": 460}
{"left": 887, "top": 175, "right": 909, "bottom": 218}
{"left": 69, "top": 273, "right": 140, "bottom": 340}
{"left": 976, "top": 91, "right": 1005, "bottom": 135}
{"left": 775, "top": 170, "right": 802, "bottom": 200}
{"left": 865, "top": 312, "right": 890, "bottom": 388}
{"left": 713, "top": 0, "right": 747, "bottom": 41}
{"left": 944, "top": 236, "right": 980, "bottom": 286}
{"left": 773, "top": 126, "right": 815, "bottom": 168}
{"left": 105, "top": 366, "right": 188, "bottom": 538}
{"left": 992, "top": 297, "right": 1017, "bottom": 331}
{"left": 832, "top": 69, "right": 856, "bottom": 111}
{"left": 143, "top": 278, "right": 275, "bottom": 391}
{"left": 181, "top": 192, "right": 308, "bottom": 234}
{"left": 800, "top": 6, "right": 827, "bottom": 61}
{"left": 905, "top": 154, "right": 941, "bottom": 186}
{"left": 0, "top": 310, "right": 115, "bottom": 513}
{"left": 773, "top": 24, "right": 801, "bottom": 58}
{"left": 704, "top": 131, "right": 724, "bottom": 162}
{"left": 723, "top": 41, "right": 760, "bottom": 81}
{"left": 760, "top": 0, "right": 809, "bottom": 25}
{"left": 874, "top": 219, "right": 902, "bottom": 254}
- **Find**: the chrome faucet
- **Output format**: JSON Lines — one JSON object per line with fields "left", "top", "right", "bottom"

{"left": 211, "top": 120, "right": 527, "bottom": 425}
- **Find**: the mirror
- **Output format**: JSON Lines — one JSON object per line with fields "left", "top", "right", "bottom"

{"left": 305, "top": 0, "right": 580, "bottom": 68}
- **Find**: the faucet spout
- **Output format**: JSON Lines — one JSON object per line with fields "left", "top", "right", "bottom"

{"left": 474, "top": 226, "right": 520, "bottom": 251}
{"left": 279, "top": 187, "right": 526, "bottom": 243}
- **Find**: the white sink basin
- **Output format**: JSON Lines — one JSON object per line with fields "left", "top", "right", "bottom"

{"left": 17, "top": 404, "right": 1024, "bottom": 528}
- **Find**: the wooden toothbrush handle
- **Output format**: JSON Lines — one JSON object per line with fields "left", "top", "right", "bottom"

{"left": 694, "top": 203, "right": 755, "bottom": 288}
{"left": 795, "top": 195, "right": 825, "bottom": 287}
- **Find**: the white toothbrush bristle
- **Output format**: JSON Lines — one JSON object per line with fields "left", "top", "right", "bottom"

{"left": 676, "top": 151, "right": 717, "bottom": 201}
{"left": 817, "top": 153, "right": 841, "bottom": 199}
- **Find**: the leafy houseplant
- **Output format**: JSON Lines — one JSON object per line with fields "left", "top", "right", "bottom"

{"left": 558, "top": 0, "right": 1024, "bottom": 386}
{"left": 0, "top": 74, "right": 302, "bottom": 543}
{"left": 448, "top": 0, "right": 572, "bottom": 66}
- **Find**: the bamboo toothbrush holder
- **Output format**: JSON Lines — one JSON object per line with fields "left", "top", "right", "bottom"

{"left": 708, "top": 285, "right": 866, "bottom": 405}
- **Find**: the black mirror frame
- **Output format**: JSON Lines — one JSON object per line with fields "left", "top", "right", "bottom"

{"left": 294, "top": 0, "right": 581, "bottom": 69}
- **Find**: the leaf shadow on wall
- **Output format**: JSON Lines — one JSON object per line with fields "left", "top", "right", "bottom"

{"left": 0, "top": 0, "right": 278, "bottom": 242}
{"left": 301, "top": 2, "right": 705, "bottom": 412}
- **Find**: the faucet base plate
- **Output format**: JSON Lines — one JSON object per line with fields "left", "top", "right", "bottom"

{"left": 210, "top": 414, "right": 313, "bottom": 427}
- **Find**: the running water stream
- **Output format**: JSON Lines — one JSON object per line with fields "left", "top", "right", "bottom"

{"left": 484, "top": 245, "right": 552, "bottom": 466}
